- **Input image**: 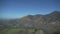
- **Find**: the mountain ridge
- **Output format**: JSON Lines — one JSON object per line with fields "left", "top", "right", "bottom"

{"left": 0, "top": 11, "right": 60, "bottom": 34}
{"left": 8, "top": 11, "right": 60, "bottom": 28}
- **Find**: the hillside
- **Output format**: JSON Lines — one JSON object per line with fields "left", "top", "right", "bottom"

{"left": 13, "top": 11, "right": 60, "bottom": 28}
{"left": 0, "top": 11, "right": 60, "bottom": 34}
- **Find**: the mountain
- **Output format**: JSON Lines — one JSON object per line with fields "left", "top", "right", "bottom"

{"left": 15, "top": 11, "right": 60, "bottom": 27}
{"left": 0, "top": 11, "right": 60, "bottom": 28}
{"left": 0, "top": 11, "right": 60, "bottom": 34}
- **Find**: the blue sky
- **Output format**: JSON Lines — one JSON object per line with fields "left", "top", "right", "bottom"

{"left": 0, "top": 0, "right": 60, "bottom": 19}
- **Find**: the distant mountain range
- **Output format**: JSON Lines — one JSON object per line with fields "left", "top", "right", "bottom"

{"left": 0, "top": 11, "right": 60, "bottom": 34}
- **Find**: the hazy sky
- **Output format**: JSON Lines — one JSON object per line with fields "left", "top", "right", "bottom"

{"left": 0, "top": 0, "right": 60, "bottom": 19}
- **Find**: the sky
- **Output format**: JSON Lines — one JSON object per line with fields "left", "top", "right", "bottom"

{"left": 0, "top": 0, "right": 60, "bottom": 19}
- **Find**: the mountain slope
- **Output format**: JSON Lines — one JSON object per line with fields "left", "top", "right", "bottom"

{"left": 0, "top": 11, "right": 60, "bottom": 28}
{"left": 0, "top": 11, "right": 60, "bottom": 34}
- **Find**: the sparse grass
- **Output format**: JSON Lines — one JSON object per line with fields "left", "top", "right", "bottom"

{"left": 6, "top": 28, "right": 22, "bottom": 34}
{"left": 5, "top": 28, "right": 45, "bottom": 34}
